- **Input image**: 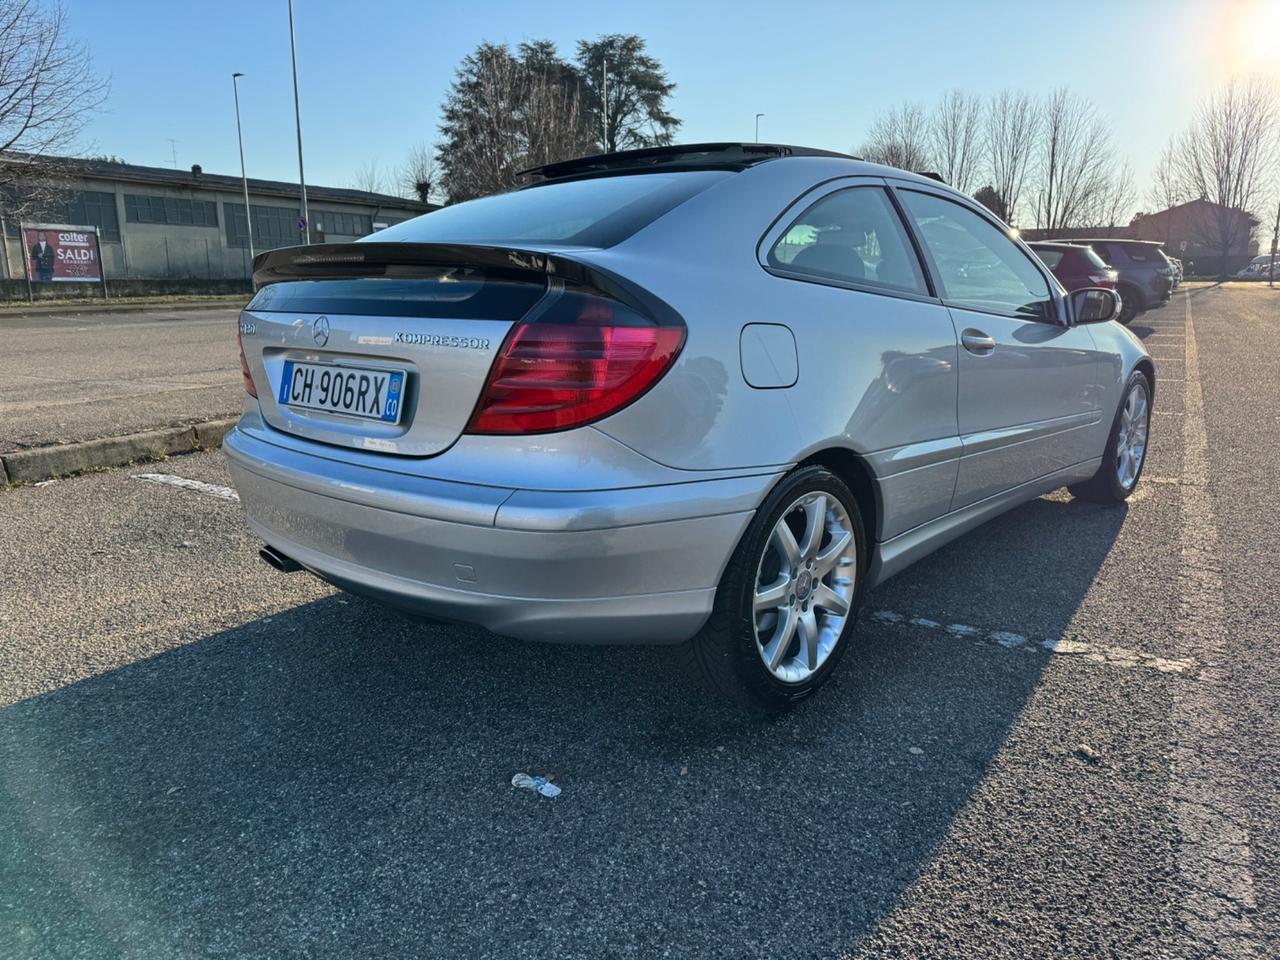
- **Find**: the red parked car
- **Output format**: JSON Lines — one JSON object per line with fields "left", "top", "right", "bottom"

{"left": 1027, "top": 241, "right": 1118, "bottom": 292}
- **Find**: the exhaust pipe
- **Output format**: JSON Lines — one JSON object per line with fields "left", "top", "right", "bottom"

{"left": 258, "top": 544, "right": 302, "bottom": 573}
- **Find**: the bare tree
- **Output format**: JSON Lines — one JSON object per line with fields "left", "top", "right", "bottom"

{"left": 1173, "top": 77, "right": 1279, "bottom": 271}
{"left": 349, "top": 160, "right": 386, "bottom": 195}
{"left": 0, "top": 0, "right": 107, "bottom": 266}
{"left": 1093, "top": 163, "right": 1136, "bottom": 236}
{"left": 858, "top": 101, "right": 932, "bottom": 171}
{"left": 929, "top": 90, "right": 983, "bottom": 192}
{"left": 1030, "top": 89, "right": 1114, "bottom": 233}
{"left": 984, "top": 89, "right": 1039, "bottom": 226}
{"left": 1148, "top": 136, "right": 1185, "bottom": 214}
{"left": 398, "top": 142, "right": 440, "bottom": 204}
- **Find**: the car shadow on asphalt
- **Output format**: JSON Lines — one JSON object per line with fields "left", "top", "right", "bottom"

{"left": 0, "top": 495, "right": 1128, "bottom": 958}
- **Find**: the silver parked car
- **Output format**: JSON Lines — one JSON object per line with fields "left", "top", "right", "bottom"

{"left": 227, "top": 143, "right": 1154, "bottom": 712}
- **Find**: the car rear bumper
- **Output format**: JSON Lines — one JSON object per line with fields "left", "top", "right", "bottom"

{"left": 224, "top": 425, "right": 773, "bottom": 644}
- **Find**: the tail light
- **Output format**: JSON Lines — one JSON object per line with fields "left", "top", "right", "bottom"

{"left": 237, "top": 325, "right": 258, "bottom": 397}
{"left": 466, "top": 289, "right": 685, "bottom": 434}
{"left": 1088, "top": 272, "right": 1118, "bottom": 288}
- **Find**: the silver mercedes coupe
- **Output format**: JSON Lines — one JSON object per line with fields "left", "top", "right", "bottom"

{"left": 226, "top": 143, "right": 1153, "bottom": 712}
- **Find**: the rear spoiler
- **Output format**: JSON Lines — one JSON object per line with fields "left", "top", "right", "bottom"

{"left": 252, "top": 242, "right": 572, "bottom": 290}
{"left": 250, "top": 242, "right": 682, "bottom": 326}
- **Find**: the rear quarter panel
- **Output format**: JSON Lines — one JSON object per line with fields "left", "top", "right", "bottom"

{"left": 1090, "top": 320, "right": 1156, "bottom": 414}
{"left": 583, "top": 162, "right": 960, "bottom": 478}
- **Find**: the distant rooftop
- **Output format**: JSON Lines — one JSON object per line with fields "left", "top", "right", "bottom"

{"left": 45, "top": 155, "right": 435, "bottom": 212}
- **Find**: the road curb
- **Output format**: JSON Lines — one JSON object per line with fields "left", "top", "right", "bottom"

{"left": 0, "top": 417, "right": 238, "bottom": 486}
{"left": 0, "top": 300, "right": 248, "bottom": 320}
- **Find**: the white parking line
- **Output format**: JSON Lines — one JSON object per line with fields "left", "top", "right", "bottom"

{"left": 1170, "top": 296, "right": 1260, "bottom": 952}
{"left": 868, "top": 609, "right": 1196, "bottom": 674}
{"left": 1142, "top": 475, "right": 1205, "bottom": 486}
{"left": 133, "top": 473, "right": 240, "bottom": 501}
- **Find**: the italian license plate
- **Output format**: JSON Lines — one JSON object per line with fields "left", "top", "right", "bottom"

{"left": 278, "top": 361, "right": 405, "bottom": 423}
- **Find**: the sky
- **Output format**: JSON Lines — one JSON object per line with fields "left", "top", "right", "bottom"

{"left": 66, "top": 0, "right": 1280, "bottom": 205}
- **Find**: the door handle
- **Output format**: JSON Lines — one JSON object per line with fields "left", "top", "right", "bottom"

{"left": 961, "top": 329, "right": 996, "bottom": 355}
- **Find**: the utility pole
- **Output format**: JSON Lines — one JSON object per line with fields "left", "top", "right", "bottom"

{"left": 601, "top": 61, "right": 608, "bottom": 152}
{"left": 755, "top": 113, "right": 764, "bottom": 143}
{"left": 231, "top": 73, "right": 255, "bottom": 263}
{"left": 287, "top": 0, "right": 310, "bottom": 244}
{"left": 167, "top": 139, "right": 179, "bottom": 169}
{"left": 1270, "top": 196, "right": 1279, "bottom": 289}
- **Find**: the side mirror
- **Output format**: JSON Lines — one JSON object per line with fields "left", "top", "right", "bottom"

{"left": 1070, "top": 287, "right": 1121, "bottom": 324}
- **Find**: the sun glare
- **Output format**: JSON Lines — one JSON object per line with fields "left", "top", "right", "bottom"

{"left": 1219, "top": 0, "right": 1280, "bottom": 76}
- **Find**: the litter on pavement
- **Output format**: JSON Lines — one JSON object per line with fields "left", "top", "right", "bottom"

{"left": 511, "top": 772, "right": 561, "bottom": 797}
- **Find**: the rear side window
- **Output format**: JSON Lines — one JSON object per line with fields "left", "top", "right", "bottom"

{"left": 1032, "top": 247, "right": 1065, "bottom": 270}
{"left": 1096, "top": 242, "right": 1154, "bottom": 264}
{"left": 768, "top": 186, "right": 927, "bottom": 295}
{"left": 371, "top": 171, "right": 732, "bottom": 249}
{"left": 899, "top": 190, "right": 1053, "bottom": 322}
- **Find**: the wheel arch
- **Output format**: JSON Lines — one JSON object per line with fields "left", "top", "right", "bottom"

{"left": 1133, "top": 356, "right": 1156, "bottom": 404}
{"left": 1117, "top": 281, "right": 1145, "bottom": 312}
{"left": 798, "top": 446, "right": 883, "bottom": 544}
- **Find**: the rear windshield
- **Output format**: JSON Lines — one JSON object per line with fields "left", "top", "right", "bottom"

{"left": 372, "top": 171, "right": 732, "bottom": 249}
{"left": 1079, "top": 246, "right": 1110, "bottom": 270}
{"left": 1114, "top": 243, "right": 1157, "bottom": 263}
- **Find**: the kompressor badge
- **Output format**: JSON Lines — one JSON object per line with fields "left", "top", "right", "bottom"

{"left": 394, "top": 332, "right": 490, "bottom": 350}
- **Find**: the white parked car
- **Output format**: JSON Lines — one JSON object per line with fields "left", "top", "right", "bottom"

{"left": 1236, "top": 255, "right": 1277, "bottom": 279}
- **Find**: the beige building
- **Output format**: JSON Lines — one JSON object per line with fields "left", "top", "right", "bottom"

{"left": 1, "top": 156, "right": 435, "bottom": 283}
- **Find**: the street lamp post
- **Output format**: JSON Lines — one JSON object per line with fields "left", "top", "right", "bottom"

{"left": 231, "top": 73, "right": 255, "bottom": 264}
{"left": 755, "top": 113, "right": 765, "bottom": 143}
{"left": 287, "top": 0, "right": 309, "bottom": 244}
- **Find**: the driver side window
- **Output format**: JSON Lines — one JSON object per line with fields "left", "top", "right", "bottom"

{"left": 899, "top": 190, "right": 1054, "bottom": 322}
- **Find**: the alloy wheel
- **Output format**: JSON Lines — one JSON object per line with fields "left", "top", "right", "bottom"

{"left": 1115, "top": 380, "right": 1150, "bottom": 489}
{"left": 752, "top": 491, "right": 858, "bottom": 683}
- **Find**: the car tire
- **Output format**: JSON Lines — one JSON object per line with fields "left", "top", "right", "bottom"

{"left": 1116, "top": 286, "right": 1142, "bottom": 325}
{"left": 678, "top": 464, "right": 867, "bottom": 713}
{"left": 1069, "top": 370, "right": 1152, "bottom": 503}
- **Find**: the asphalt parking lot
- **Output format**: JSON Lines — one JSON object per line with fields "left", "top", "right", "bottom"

{"left": 1, "top": 283, "right": 1277, "bottom": 959}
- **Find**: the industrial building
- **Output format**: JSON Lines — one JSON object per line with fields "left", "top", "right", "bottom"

{"left": 0, "top": 156, "right": 435, "bottom": 287}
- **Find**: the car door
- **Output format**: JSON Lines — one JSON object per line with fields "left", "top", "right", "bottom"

{"left": 894, "top": 185, "right": 1101, "bottom": 508}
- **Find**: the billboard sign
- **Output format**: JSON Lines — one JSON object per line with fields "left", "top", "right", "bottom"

{"left": 23, "top": 224, "right": 104, "bottom": 283}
